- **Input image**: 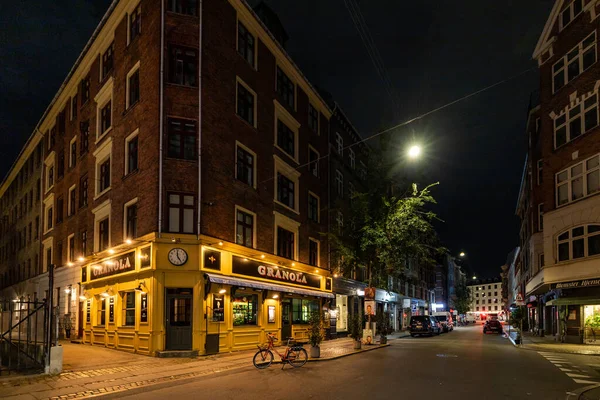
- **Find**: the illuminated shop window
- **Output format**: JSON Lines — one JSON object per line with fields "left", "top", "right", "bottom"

{"left": 233, "top": 293, "right": 257, "bottom": 326}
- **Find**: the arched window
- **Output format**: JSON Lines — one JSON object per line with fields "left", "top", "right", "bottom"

{"left": 557, "top": 225, "right": 600, "bottom": 262}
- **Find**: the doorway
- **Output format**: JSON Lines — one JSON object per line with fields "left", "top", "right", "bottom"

{"left": 166, "top": 288, "right": 193, "bottom": 350}
{"left": 78, "top": 301, "right": 84, "bottom": 338}
{"left": 281, "top": 299, "right": 292, "bottom": 340}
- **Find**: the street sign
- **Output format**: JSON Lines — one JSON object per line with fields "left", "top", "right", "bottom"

{"left": 515, "top": 293, "right": 524, "bottom": 305}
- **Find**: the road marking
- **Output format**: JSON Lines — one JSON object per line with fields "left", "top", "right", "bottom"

{"left": 560, "top": 368, "right": 574, "bottom": 372}
{"left": 573, "top": 379, "right": 599, "bottom": 384}
{"left": 566, "top": 373, "right": 592, "bottom": 378}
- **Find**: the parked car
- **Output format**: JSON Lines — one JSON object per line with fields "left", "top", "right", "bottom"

{"left": 410, "top": 316, "right": 442, "bottom": 337}
{"left": 433, "top": 312, "right": 454, "bottom": 333}
{"left": 483, "top": 319, "right": 503, "bottom": 334}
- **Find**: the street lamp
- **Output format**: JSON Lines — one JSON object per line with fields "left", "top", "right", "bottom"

{"left": 472, "top": 276, "right": 477, "bottom": 280}
{"left": 407, "top": 145, "right": 422, "bottom": 159}
{"left": 459, "top": 252, "right": 466, "bottom": 257}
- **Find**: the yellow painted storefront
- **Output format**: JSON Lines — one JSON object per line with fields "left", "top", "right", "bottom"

{"left": 80, "top": 234, "right": 332, "bottom": 356}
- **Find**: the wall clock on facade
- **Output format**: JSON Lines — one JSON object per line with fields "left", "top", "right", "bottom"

{"left": 168, "top": 248, "right": 188, "bottom": 266}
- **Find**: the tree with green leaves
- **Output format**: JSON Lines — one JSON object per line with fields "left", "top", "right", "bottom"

{"left": 453, "top": 280, "right": 472, "bottom": 316}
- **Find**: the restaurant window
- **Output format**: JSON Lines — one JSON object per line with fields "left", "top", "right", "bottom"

{"left": 292, "top": 299, "right": 318, "bottom": 324}
{"left": 277, "top": 227, "right": 294, "bottom": 259}
{"left": 236, "top": 209, "right": 254, "bottom": 248}
{"left": 167, "top": 118, "right": 196, "bottom": 160}
{"left": 276, "top": 67, "right": 294, "bottom": 109}
{"left": 557, "top": 224, "right": 600, "bottom": 262}
{"left": 237, "top": 22, "right": 255, "bottom": 66}
{"left": 232, "top": 293, "right": 258, "bottom": 326}
{"left": 169, "top": 46, "right": 197, "bottom": 87}
{"left": 122, "top": 292, "right": 136, "bottom": 326}
{"left": 168, "top": 193, "right": 194, "bottom": 233}
{"left": 236, "top": 144, "right": 254, "bottom": 187}
{"left": 98, "top": 297, "right": 106, "bottom": 326}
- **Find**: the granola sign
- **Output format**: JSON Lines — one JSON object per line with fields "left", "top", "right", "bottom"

{"left": 90, "top": 251, "right": 136, "bottom": 280}
{"left": 231, "top": 256, "right": 321, "bottom": 289}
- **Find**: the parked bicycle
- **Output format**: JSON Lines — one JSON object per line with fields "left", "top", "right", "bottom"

{"left": 253, "top": 333, "right": 308, "bottom": 369}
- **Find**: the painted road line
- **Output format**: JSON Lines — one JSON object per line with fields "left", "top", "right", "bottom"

{"left": 566, "top": 373, "right": 593, "bottom": 378}
{"left": 573, "top": 379, "right": 600, "bottom": 384}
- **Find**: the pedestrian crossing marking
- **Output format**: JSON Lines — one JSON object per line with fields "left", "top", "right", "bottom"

{"left": 560, "top": 368, "right": 573, "bottom": 372}
{"left": 538, "top": 352, "right": 600, "bottom": 385}
{"left": 566, "top": 373, "right": 592, "bottom": 378}
{"left": 573, "top": 379, "right": 599, "bottom": 384}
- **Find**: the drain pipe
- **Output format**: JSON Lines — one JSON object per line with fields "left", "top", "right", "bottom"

{"left": 157, "top": 0, "right": 165, "bottom": 238}
{"left": 197, "top": 0, "right": 203, "bottom": 240}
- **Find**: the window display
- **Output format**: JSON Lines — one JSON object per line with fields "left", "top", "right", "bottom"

{"left": 291, "top": 299, "right": 318, "bottom": 324}
{"left": 233, "top": 293, "right": 258, "bottom": 326}
{"left": 336, "top": 294, "right": 348, "bottom": 331}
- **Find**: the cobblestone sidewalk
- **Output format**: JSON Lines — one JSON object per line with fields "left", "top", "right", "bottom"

{"left": 0, "top": 335, "right": 395, "bottom": 399}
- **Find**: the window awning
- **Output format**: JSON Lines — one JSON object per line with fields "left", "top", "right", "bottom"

{"left": 204, "top": 273, "right": 334, "bottom": 298}
{"left": 546, "top": 297, "right": 600, "bottom": 306}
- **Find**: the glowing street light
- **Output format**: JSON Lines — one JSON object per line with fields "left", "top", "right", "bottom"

{"left": 472, "top": 276, "right": 477, "bottom": 280}
{"left": 407, "top": 145, "right": 422, "bottom": 159}
{"left": 459, "top": 252, "right": 466, "bottom": 257}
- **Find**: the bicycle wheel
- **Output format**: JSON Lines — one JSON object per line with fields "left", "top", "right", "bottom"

{"left": 287, "top": 348, "right": 308, "bottom": 368}
{"left": 253, "top": 349, "right": 273, "bottom": 369}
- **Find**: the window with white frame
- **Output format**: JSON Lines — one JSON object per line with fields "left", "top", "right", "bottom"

{"left": 94, "top": 138, "right": 112, "bottom": 197}
{"left": 69, "top": 136, "right": 77, "bottom": 169}
{"left": 236, "top": 78, "right": 256, "bottom": 127}
{"left": 95, "top": 78, "right": 113, "bottom": 141}
{"left": 235, "top": 206, "right": 255, "bottom": 248}
{"left": 274, "top": 212, "right": 299, "bottom": 260}
{"left": 237, "top": 21, "right": 255, "bottom": 67}
{"left": 335, "top": 170, "right": 343, "bottom": 197}
{"left": 101, "top": 42, "right": 114, "bottom": 81}
{"left": 308, "top": 147, "right": 319, "bottom": 177}
{"left": 537, "top": 159, "right": 543, "bottom": 185}
{"left": 335, "top": 133, "right": 343, "bottom": 155}
{"left": 554, "top": 92, "right": 598, "bottom": 148}
{"left": 556, "top": 153, "right": 600, "bottom": 206}
{"left": 68, "top": 185, "right": 76, "bottom": 217}
{"left": 557, "top": 224, "right": 600, "bottom": 262}
{"left": 236, "top": 142, "right": 256, "bottom": 187}
{"left": 349, "top": 148, "right": 355, "bottom": 169}
{"left": 559, "top": 0, "right": 584, "bottom": 30}
{"left": 126, "top": 61, "right": 140, "bottom": 109}
{"left": 125, "top": 129, "right": 139, "bottom": 175}
{"left": 552, "top": 31, "right": 596, "bottom": 92}
{"left": 93, "top": 200, "right": 111, "bottom": 252}
{"left": 538, "top": 203, "right": 544, "bottom": 231}
{"left": 44, "top": 195, "right": 54, "bottom": 233}
{"left": 274, "top": 155, "right": 300, "bottom": 213}
{"left": 122, "top": 292, "right": 136, "bottom": 326}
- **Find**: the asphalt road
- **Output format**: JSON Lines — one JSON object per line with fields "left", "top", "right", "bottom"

{"left": 118, "top": 324, "right": 596, "bottom": 400}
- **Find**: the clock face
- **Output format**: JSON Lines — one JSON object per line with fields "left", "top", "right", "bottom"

{"left": 168, "top": 248, "right": 188, "bottom": 266}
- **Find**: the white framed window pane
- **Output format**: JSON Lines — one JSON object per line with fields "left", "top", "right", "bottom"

{"left": 169, "top": 208, "right": 180, "bottom": 232}
{"left": 557, "top": 171, "right": 568, "bottom": 183}
{"left": 572, "top": 176, "right": 584, "bottom": 200}
{"left": 169, "top": 194, "right": 180, "bottom": 205}
{"left": 588, "top": 156, "right": 600, "bottom": 170}
{"left": 183, "top": 209, "right": 194, "bottom": 233}
{"left": 572, "top": 163, "right": 583, "bottom": 176}
{"left": 558, "top": 184, "right": 569, "bottom": 205}
{"left": 587, "top": 170, "right": 600, "bottom": 194}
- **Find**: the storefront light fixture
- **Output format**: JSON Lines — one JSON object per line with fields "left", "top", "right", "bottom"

{"left": 315, "top": 269, "right": 319, "bottom": 273}
{"left": 125, "top": 239, "right": 132, "bottom": 245}
{"left": 218, "top": 241, "right": 223, "bottom": 246}
{"left": 219, "top": 288, "right": 227, "bottom": 294}
{"left": 261, "top": 254, "right": 265, "bottom": 259}
{"left": 108, "top": 249, "right": 115, "bottom": 255}
{"left": 272, "top": 294, "right": 279, "bottom": 299}
{"left": 78, "top": 256, "right": 85, "bottom": 262}
{"left": 135, "top": 282, "right": 148, "bottom": 293}
{"left": 101, "top": 292, "right": 110, "bottom": 298}
{"left": 356, "top": 289, "right": 365, "bottom": 296}
{"left": 67, "top": 262, "right": 74, "bottom": 267}
{"left": 243, "top": 258, "right": 248, "bottom": 262}
{"left": 291, "top": 263, "right": 295, "bottom": 267}
{"left": 65, "top": 287, "right": 71, "bottom": 294}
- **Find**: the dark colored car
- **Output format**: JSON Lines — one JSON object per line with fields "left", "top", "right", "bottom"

{"left": 410, "top": 316, "right": 442, "bottom": 337}
{"left": 483, "top": 319, "right": 503, "bottom": 334}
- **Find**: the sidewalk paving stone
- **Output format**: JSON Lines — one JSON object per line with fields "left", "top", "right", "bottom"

{"left": 505, "top": 324, "right": 600, "bottom": 356}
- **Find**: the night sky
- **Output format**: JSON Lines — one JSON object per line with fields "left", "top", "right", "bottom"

{"left": 0, "top": 1, "right": 554, "bottom": 278}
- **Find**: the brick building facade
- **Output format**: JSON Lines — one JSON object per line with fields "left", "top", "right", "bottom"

{"left": 522, "top": 0, "right": 600, "bottom": 343}
{"left": 0, "top": 0, "right": 334, "bottom": 356}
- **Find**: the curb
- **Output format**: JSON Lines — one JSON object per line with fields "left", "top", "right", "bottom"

{"left": 271, "top": 342, "right": 391, "bottom": 363}
{"left": 506, "top": 334, "right": 600, "bottom": 357}
{"left": 565, "top": 383, "right": 600, "bottom": 399}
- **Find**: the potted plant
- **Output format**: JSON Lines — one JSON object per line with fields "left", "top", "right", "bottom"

{"left": 349, "top": 313, "right": 363, "bottom": 350}
{"left": 308, "top": 311, "right": 324, "bottom": 358}
{"left": 377, "top": 311, "right": 390, "bottom": 344}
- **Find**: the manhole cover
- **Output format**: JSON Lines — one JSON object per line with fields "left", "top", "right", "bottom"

{"left": 436, "top": 354, "right": 458, "bottom": 358}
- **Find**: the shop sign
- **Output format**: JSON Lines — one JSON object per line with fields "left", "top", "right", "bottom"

{"left": 204, "top": 250, "right": 221, "bottom": 270}
{"left": 231, "top": 256, "right": 321, "bottom": 289}
{"left": 402, "top": 299, "right": 410, "bottom": 308}
{"left": 90, "top": 251, "right": 136, "bottom": 281}
{"left": 212, "top": 294, "right": 224, "bottom": 322}
{"left": 551, "top": 278, "right": 600, "bottom": 290}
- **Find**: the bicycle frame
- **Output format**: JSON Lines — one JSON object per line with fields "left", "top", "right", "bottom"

{"left": 256, "top": 334, "right": 299, "bottom": 369}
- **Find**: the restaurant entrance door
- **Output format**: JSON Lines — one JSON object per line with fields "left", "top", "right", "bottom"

{"left": 282, "top": 299, "right": 292, "bottom": 340}
{"left": 166, "top": 288, "right": 193, "bottom": 350}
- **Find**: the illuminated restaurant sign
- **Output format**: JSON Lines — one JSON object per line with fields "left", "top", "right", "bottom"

{"left": 231, "top": 256, "right": 321, "bottom": 289}
{"left": 551, "top": 278, "right": 600, "bottom": 290}
{"left": 90, "top": 251, "right": 136, "bottom": 281}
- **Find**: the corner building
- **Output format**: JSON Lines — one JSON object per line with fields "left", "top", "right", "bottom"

{"left": 524, "top": 0, "right": 600, "bottom": 343}
{"left": 0, "top": 0, "right": 333, "bottom": 356}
